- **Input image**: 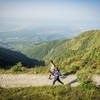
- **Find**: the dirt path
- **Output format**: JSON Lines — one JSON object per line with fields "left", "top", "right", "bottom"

{"left": 0, "top": 74, "right": 100, "bottom": 88}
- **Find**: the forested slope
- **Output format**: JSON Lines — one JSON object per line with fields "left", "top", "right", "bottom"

{"left": 53, "top": 30, "right": 100, "bottom": 74}
{"left": 22, "top": 39, "right": 70, "bottom": 61}
{"left": 0, "top": 47, "right": 45, "bottom": 68}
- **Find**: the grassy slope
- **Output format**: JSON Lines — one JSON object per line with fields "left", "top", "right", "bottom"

{"left": 52, "top": 30, "right": 100, "bottom": 74}
{"left": 0, "top": 86, "right": 100, "bottom": 100}
{"left": 22, "top": 39, "right": 70, "bottom": 61}
{"left": 22, "top": 30, "right": 100, "bottom": 74}
{"left": 52, "top": 30, "right": 100, "bottom": 57}
{"left": 0, "top": 47, "right": 45, "bottom": 68}
{"left": 36, "top": 30, "right": 100, "bottom": 64}
{"left": 0, "top": 30, "right": 100, "bottom": 74}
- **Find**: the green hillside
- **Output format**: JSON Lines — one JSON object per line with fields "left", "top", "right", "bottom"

{"left": 1, "top": 30, "right": 100, "bottom": 74}
{"left": 23, "top": 30, "right": 100, "bottom": 61}
{"left": 22, "top": 39, "right": 70, "bottom": 61}
{"left": 0, "top": 47, "right": 45, "bottom": 68}
{"left": 63, "top": 30, "right": 100, "bottom": 50}
{"left": 23, "top": 30, "right": 100, "bottom": 74}
{"left": 47, "top": 30, "right": 100, "bottom": 59}
{"left": 53, "top": 30, "right": 100, "bottom": 74}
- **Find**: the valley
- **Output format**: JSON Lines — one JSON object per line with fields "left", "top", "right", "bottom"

{"left": 0, "top": 30, "right": 100, "bottom": 75}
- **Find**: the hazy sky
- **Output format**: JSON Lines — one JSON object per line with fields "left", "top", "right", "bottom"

{"left": 0, "top": 0, "right": 100, "bottom": 34}
{"left": 0, "top": 0, "right": 100, "bottom": 22}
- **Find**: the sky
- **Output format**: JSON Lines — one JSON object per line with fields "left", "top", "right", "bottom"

{"left": 0, "top": 0, "right": 100, "bottom": 31}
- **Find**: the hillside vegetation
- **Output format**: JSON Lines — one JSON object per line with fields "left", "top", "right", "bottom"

{"left": 0, "top": 86, "right": 100, "bottom": 100}
{"left": 22, "top": 39, "right": 70, "bottom": 61}
{"left": 0, "top": 47, "right": 45, "bottom": 68}
{"left": 53, "top": 30, "right": 100, "bottom": 74}
{"left": 0, "top": 30, "right": 100, "bottom": 100}
{"left": 22, "top": 30, "right": 100, "bottom": 74}
{"left": 0, "top": 30, "right": 100, "bottom": 75}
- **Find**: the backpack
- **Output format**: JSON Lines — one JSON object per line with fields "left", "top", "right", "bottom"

{"left": 55, "top": 70, "right": 61, "bottom": 76}
{"left": 57, "top": 71, "right": 61, "bottom": 76}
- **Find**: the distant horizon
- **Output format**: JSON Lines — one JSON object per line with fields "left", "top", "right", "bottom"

{"left": 0, "top": 0, "right": 100, "bottom": 37}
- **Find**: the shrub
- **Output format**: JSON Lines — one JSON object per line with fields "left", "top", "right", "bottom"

{"left": 71, "top": 65, "right": 80, "bottom": 73}
{"left": 11, "top": 62, "right": 23, "bottom": 73}
{"left": 77, "top": 67, "right": 96, "bottom": 89}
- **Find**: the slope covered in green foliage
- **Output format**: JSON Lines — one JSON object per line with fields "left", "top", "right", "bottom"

{"left": 0, "top": 85, "right": 100, "bottom": 100}
{"left": 45, "top": 30, "right": 100, "bottom": 59}
{"left": 0, "top": 30, "right": 100, "bottom": 74}
{"left": 53, "top": 30, "right": 100, "bottom": 74}
{"left": 0, "top": 47, "right": 45, "bottom": 68}
{"left": 64, "top": 30, "right": 100, "bottom": 50}
{"left": 22, "top": 39, "right": 70, "bottom": 61}
{"left": 23, "top": 30, "right": 100, "bottom": 62}
{"left": 23, "top": 30, "right": 100, "bottom": 74}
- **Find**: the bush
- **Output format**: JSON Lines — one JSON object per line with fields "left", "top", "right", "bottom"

{"left": 11, "top": 62, "right": 23, "bottom": 73}
{"left": 71, "top": 65, "right": 80, "bottom": 73}
{"left": 77, "top": 67, "right": 96, "bottom": 89}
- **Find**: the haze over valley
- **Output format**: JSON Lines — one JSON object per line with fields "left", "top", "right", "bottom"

{"left": 0, "top": 0, "right": 100, "bottom": 51}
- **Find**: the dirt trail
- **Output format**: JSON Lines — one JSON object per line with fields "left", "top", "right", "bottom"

{"left": 0, "top": 74, "right": 100, "bottom": 88}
